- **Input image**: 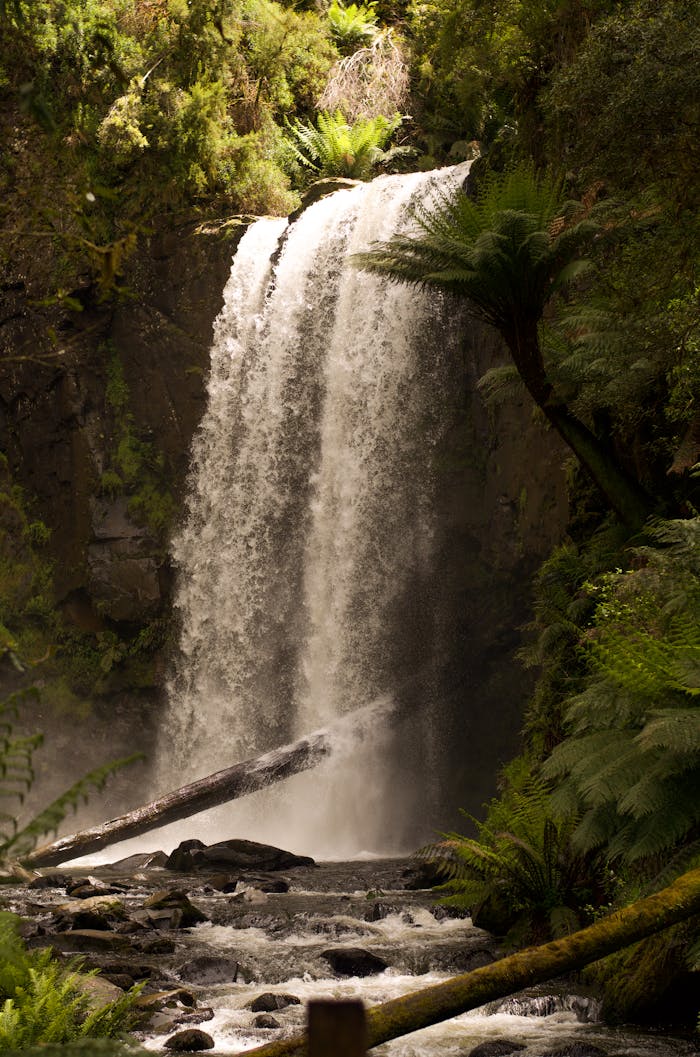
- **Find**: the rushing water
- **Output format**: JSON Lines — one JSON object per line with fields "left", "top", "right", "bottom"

{"left": 155, "top": 166, "right": 468, "bottom": 857}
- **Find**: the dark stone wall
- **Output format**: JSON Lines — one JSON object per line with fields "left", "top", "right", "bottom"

{"left": 0, "top": 217, "right": 245, "bottom": 623}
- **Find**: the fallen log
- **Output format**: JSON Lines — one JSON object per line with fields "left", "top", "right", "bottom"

{"left": 24, "top": 728, "right": 332, "bottom": 868}
{"left": 243, "top": 866, "right": 700, "bottom": 1057}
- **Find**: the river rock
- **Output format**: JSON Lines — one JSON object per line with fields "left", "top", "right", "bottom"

{"left": 27, "top": 873, "right": 73, "bottom": 890}
{"left": 178, "top": 955, "right": 240, "bottom": 984}
{"left": 467, "top": 1043, "right": 526, "bottom": 1057}
{"left": 165, "top": 840, "right": 207, "bottom": 872}
{"left": 364, "top": 901, "right": 403, "bottom": 921}
{"left": 143, "top": 889, "right": 209, "bottom": 928}
{"left": 164, "top": 1028, "right": 215, "bottom": 1051}
{"left": 321, "top": 947, "right": 389, "bottom": 976}
{"left": 104, "top": 851, "right": 169, "bottom": 871}
{"left": 101, "top": 972, "right": 135, "bottom": 990}
{"left": 54, "top": 894, "right": 128, "bottom": 932}
{"left": 254, "top": 1013, "right": 281, "bottom": 1028}
{"left": 44, "top": 929, "right": 133, "bottom": 953}
{"left": 249, "top": 992, "right": 301, "bottom": 1012}
{"left": 543, "top": 1046, "right": 608, "bottom": 1057}
{"left": 207, "top": 871, "right": 291, "bottom": 893}
{"left": 176, "top": 1007, "right": 215, "bottom": 1026}
{"left": 194, "top": 839, "right": 314, "bottom": 872}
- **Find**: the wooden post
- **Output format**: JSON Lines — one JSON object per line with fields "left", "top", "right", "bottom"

{"left": 308, "top": 1000, "right": 367, "bottom": 1057}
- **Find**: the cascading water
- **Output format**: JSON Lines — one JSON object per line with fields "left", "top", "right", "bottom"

{"left": 156, "top": 165, "right": 468, "bottom": 858}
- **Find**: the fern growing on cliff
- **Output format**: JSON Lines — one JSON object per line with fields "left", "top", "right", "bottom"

{"left": 286, "top": 109, "right": 404, "bottom": 180}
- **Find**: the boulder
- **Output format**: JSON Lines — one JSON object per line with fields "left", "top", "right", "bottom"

{"left": 104, "top": 851, "right": 169, "bottom": 871}
{"left": 181, "top": 839, "right": 314, "bottom": 872}
{"left": 249, "top": 992, "right": 301, "bottom": 1013}
{"left": 165, "top": 840, "right": 207, "bottom": 872}
{"left": 143, "top": 889, "right": 208, "bottom": 928}
{"left": 164, "top": 1028, "right": 215, "bottom": 1051}
{"left": 176, "top": 1007, "right": 215, "bottom": 1026}
{"left": 138, "top": 934, "right": 177, "bottom": 954}
{"left": 178, "top": 955, "right": 240, "bottom": 985}
{"left": 54, "top": 894, "right": 128, "bottom": 932}
{"left": 321, "top": 947, "right": 389, "bottom": 977}
{"left": 73, "top": 973, "right": 129, "bottom": 1010}
{"left": 44, "top": 929, "right": 133, "bottom": 953}
{"left": 27, "top": 873, "right": 73, "bottom": 890}
{"left": 254, "top": 1013, "right": 281, "bottom": 1029}
{"left": 364, "top": 902, "right": 403, "bottom": 922}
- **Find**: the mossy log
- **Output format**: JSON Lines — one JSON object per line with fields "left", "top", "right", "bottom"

{"left": 244, "top": 867, "right": 700, "bottom": 1057}
{"left": 23, "top": 729, "right": 332, "bottom": 868}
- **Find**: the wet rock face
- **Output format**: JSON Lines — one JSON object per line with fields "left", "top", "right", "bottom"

{"left": 0, "top": 218, "right": 244, "bottom": 619}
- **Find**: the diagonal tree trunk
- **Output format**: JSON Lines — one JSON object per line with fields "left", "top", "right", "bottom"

{"left": 243, "top": 866, "right": 700, "bottom": 1057}
{"left": 506, "top": 326, "right": 654, "bottom": 531}
{"left": 24, "top": 728, "right": 333, "bottom": 868}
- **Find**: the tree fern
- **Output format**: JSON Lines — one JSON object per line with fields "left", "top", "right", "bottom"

{"left": 354, "top": 164, "right": 653, "bottom": 530}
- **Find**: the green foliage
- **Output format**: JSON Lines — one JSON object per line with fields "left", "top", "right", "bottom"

{"left": 0, "top": 913, "right": 141, "bottom": 1047}
{"left": 0, "top": 0, "right": 343, "bottom": 300}
{"left": 545, "top": 0, "right": 700, "bottom": 201}
{"left": 0, "top": 461, "right": 58, "bottom": 663}
{"left": 406, "top": 0, "right": 614, "bottom": 162}
{"left": 544, "top": 518, "right": 700, "bottom": 864}
{"left": 0, "top": 686, "right": 142, "bottom": 864}
{"left": 418, "top": 775, "right": 602, "bottom": 944}
{"left": 287, "top": 108, "right": 403, "bottom": 180}
{"left": 327, "top": 0, "right": 378, "bottom": 55}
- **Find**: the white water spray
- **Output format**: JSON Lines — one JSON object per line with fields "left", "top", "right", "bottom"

{"left": 157, "top": 166, "right": 467, "bottom": 857}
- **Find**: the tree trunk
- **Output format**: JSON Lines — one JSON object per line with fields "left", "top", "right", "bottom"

{"left": 508, "top": 328, "right": 654, "bottom": 531}
{"left": 24, "top": 729, "right": 333, "bottom": 868}
{"left": 243, "top": 866, "right": 700, "bottom": 1057}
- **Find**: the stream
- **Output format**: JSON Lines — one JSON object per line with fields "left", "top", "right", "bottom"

{"left": 4, "top": 855, "right": 697, "bottom": 1057}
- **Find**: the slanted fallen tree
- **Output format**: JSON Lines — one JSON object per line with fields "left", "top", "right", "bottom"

{"left": 244, "top": 866, "right": 700, "bottom": 1057}
{"left": 23, "top": 697, "right": 394, "bottom": 868}
{"left": 24, "top": 728, "right": 332, "bottom": 868}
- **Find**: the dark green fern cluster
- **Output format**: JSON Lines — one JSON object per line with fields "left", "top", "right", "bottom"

{"left": 418, "top": 774, "right": 601, "bottom": 944}
{"left": 544, "top": 517, "right": 700, "bottom": 866}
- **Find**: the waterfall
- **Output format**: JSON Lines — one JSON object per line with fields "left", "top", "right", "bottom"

{"left": 157, "top": 165, "right": 468, "bottom": 858}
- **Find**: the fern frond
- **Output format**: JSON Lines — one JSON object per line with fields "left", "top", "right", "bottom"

{"left": 4, "top": 753, "right": 143, "bottom": 860}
